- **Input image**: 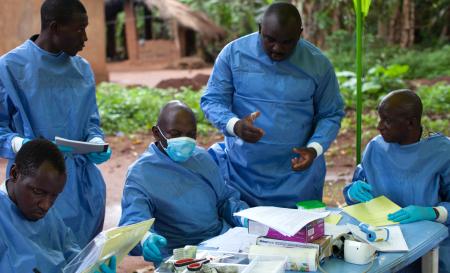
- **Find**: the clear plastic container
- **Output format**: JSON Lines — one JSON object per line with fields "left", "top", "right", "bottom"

{"left": 242, "top": 255, "right": 287, "bottom": 273}
{"left": 157, "top": 250, "right": 288, "bottom": 273}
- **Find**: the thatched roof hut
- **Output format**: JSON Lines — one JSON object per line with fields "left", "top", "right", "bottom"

{"left": 143, "top": 0, "right": 226, "bottom": 40}
{"left": 122, "top": 0, "right": 226, "bottom": 64}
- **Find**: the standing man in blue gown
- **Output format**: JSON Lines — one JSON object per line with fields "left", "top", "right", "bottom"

{"left": 201, "top": 2, "right": 344, "bottom": 207}
{"left": 344, "top": 90, "right": 450, "bottom": 273}
{"left": 0, "top": 139, "right": 115, "bottom": 273}
{"left": 119, "top": 101, "right": 248, "bottom": 264}
{"left": 0, "top": 0, "right": 111, "bottom": 247}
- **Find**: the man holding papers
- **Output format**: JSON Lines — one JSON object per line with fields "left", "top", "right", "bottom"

{"left": 0, "top": 0, "right": 111, "bottom": 247}
{"left": 343, "top": 89, "right": 450, "bottom": 272}
{"left": 119, "top": 101, "right": 249, "bottom": 263}
{"left": 0, "top": 139, "right": 115, "bottom": 273}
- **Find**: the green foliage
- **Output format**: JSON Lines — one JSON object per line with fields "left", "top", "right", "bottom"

{"left": 337, "top": 64, "right": 409, "bottom": 109}
{"left": 179, "top": 0, "right": 273, "bottom": 39}
{"left": 96, "top": 83, "right": 216, "bottom": 136}
{"left": 326, "top": 32, "right": 450, "bottom": 80}
{"left": 417, "top": 83, "right": 450, "bottom": 115}
{"left": 387, "top": 45, "right": 450, "bottom": 79}
{"left": 340, "top": 83, "right": 450, "bottom": 138}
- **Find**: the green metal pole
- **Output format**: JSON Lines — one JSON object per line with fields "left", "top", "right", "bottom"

{"left": 356, "top": 0, "right": 363, "bottom": 164}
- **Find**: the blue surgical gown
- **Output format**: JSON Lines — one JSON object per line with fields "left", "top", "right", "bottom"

{"left": 0, "top": 37, "right": 106, "bottom": 247}
{"left": 201, "top": 32, "right": 345, "bottom": 208}
{"left": 0, "top": 190, "right": 80, "bottom": 273}
{"left": 119, "top": 143, "right": 249, "bottom": 256}
{"left": 343, "top": 134, "right": 450, "bottom": 273}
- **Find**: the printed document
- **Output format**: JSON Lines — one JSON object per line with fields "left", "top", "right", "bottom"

{"left": 200, "top": 227, "right": 258, "bottom": 253}
{"left": 234, "top": 206, "right": 329, "bottom": 236}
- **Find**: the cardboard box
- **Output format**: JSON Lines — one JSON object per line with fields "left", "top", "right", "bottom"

{"left": 249, "top": 218, "right": 324, "bottom": 243}
{"left": 256, "top": 235, "right": 332, "bottom": 262}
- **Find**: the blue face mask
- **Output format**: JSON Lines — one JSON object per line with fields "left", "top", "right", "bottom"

{"left": 157, "top": 127, "right": 196, "bottom": 162}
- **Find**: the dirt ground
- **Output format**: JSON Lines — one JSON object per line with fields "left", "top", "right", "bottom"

{"left": 109, "top": 67, "right": 212, "bottom": 88}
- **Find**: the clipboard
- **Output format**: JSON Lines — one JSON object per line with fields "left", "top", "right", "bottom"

{"left": 55, "top": 137, "right": 109, "bottom": 154}
{"left": 63, "top": 219, "right": 154, "bottom": 273}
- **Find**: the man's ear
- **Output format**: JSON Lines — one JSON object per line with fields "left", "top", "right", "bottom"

{"left": 9, "top": 164, "right": 18, "bottom": 181}
{"left": 151, "top": 126, "right": 160, "bottom": 142}
{"left": 408, "top": 117, "right": 421, "bottom": 129}
{"left": 49, "top": 21, "right": 58, "bottom": 34}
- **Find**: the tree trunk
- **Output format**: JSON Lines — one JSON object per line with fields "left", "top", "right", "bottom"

{"left": 409, "top": 2, "right": 415, "bottom": 46}
{"left": 388, "top": 1, "right": 401, "bottom": 45}
{"left": 375, "top": 0, "right": 387, "bottom": 41}
{"left": 332, "top": 5, "right": 341, "bottom": 32}
{"left": 400, "top": 0, "right": 414, "bottom": 48}
{"left": 439, "top": 6, "right": 450, "bottom": 42}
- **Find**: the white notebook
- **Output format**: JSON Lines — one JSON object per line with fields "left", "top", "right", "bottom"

{"left": 55, "top": 136, "right": 109, "bottom": 154}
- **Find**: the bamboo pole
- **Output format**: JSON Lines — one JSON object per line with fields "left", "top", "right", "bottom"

{"left": 355, "top": 0, "right": 363, "bottom": 164}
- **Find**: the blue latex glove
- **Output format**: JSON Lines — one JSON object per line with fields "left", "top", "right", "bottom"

{"left": 242, "top": 218, "right": 249, "bottom": 228}
{"left": 22, "top": 138, "right": 31, "bottom": 145}
{"left": 348, "top": 180, "right": 374, "bottom": 202}
{"left": 143, "top": 234, "right": 167, "bottom": 263}
{"left": 50, "top": 140, "right": 74, "bottom": 153}
{"left": 87, "top": 147, "right": 112, "bottom": 164}
{"left": 94, "top": 256, "right": 116, "bottom": 273}
{"left": 388, "top": 205, "right": 436, "bottom": 224}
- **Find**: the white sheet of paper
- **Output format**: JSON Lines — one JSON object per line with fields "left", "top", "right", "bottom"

{"left": 325, "top": 223, "right": 350, "bottom": 238}
{"left": 347, "top": 224, "right": 409, "bottom": 252}
{"left": 234, "top": 206, "right": 329, "bottom": 236}
{"left": 200, "top": 227, "right": 258, "bottom": 253}
{"left": 55, "top": 136, "right": 109, "bottom": 154}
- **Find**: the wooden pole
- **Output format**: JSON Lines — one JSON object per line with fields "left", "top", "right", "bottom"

{"left": 356, "top": 0, "right": 363, "bottom": 164}
{"left": 124, "top": 0, "right": 138, "bottom": 61}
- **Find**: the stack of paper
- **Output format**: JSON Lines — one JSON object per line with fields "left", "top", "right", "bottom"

{"left": 234, "top": 206, "right": 329, "bottom": 236}
{"left": 200, "top": 227, "right": 259, "bottom": 253}
{"left": 343, "top": 196, "right": 401, "bottom": 227}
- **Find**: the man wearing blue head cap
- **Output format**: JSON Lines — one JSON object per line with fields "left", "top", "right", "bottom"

{"left": 119, "top": 100, "right": 249, "bottom": 264}
{"left": 0, "top": 139, "right": 115, "bottom": 273}
{"left": 201, "top": 2, "right": 344, "bottom": 207}
{"left": 344, "top": 89, "right": 450, "bottom": 273}
{"left": 0, "top": 0, "right": 111, "bottom": 247}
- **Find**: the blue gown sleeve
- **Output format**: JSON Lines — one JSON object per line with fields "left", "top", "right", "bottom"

{"left": 62, "top": 226, "right": 82, "bottom": 262}
{"left": 119, "top": 183, "right": 155, "bottom": 256}
{"left": 216, "top": 182, "right": 249, "bottom": 227}
{"left": 200, "top": 45, "right": 238, "bottom": 135}
{"left": 84, "top": 69, "right": 104, "bottom": 141}
{"left": 438, "top": 164, "right": 450, "bottom": 225}
{"left": 343, "top": 164, "right": 367, "bottom": 205}
{"left": 0, "top": 81, "right": 19, "bottom": 159}
{"left": 308, "top": 66, "right": 345, "bottom": 151}
{"left": 0, "top": 237, "right": 14, "bottom": 271}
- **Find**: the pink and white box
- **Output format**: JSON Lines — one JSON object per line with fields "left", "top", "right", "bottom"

{"left": 248, "top": 218, "right": 325, "bottom": 243}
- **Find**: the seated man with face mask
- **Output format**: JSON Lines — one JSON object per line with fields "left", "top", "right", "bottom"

{"left": 343, "top": 89, "right": 450, "bottom": 273}
{"left": 119, "top": 100, "right": 249, "bottom": 264}
{"left": 0, "top": 139, "right": 115, "bottom": 273}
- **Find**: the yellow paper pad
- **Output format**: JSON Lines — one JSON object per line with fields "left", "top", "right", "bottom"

{"left": 63, "top": 218, "right": 154, "bottom": 273}
{"left": 325, "top": 214, "right": 343, "bottom": 225}
{"left": 343, "top": 196, "right": 401, "bottom": 226}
